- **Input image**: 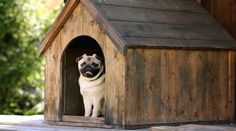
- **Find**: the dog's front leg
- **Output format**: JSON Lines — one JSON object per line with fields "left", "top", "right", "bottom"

{"left": 91, "top": 98, "right": 101, "bottom": 117}
{"left": 83, "top": 97, "right": 92, "bottom": 117}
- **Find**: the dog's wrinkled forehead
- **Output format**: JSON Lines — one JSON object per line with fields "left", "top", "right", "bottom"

{"left": 77, "top": 54, "right": 103, "bottom": 64}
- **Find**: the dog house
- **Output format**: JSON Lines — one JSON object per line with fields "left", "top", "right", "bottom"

{"left": 39, "top": 0, "right": 236, "bottom": 129}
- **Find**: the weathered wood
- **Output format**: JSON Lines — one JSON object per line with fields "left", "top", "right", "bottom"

{"left": 62, "top": 115, "right": 105, "bottom": 124}
{"left": 125, "top": 49, "right": 235, "bottom": 126}
{"left": 97, "top": 4, "right": 213, "bottom": 25}
{"left": 44, "top": 33, "right": 62, "bottom": 121}
{"left": 112, "top": 21, "right": 234, "bottom": 41}
{"left": 48, "top": 121, "right": 113, "bottom": 129}
{"left": 81, "top": 0, "right": 126, "bottom": 53}
{"left": 199, "top": 0, "right": 236, "bottom": 39}
{"left": 124, "top": 37, "right": 236, "bottom": 50}
{"left": 39, "top": 0, "right": 79, "bottom": 55}
{"left": 93, "top": 0, "right": 206, "bottom": 13}
{"left": 104, "top": 37, "right": 125, "bottom": 125}
{"left": 231, "top": 4, "right": 236, "bottom": 38}
{"left": 228, "top": 51, "right": 235, "bottom": 120}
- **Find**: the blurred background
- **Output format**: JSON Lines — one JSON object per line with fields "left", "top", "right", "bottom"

{"left": 0, "top": 0, "right": 62, "bottom": 115}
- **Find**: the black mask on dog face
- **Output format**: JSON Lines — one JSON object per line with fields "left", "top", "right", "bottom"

{"left": 77, "top": 54, "right": 104, "bottom": 78}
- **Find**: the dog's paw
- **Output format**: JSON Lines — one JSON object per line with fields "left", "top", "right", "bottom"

{"left": 84, "top": 114, "right": 90, "bottom": 117}
{"left": 91, "top": 113, "right": 98, "bottom": 118}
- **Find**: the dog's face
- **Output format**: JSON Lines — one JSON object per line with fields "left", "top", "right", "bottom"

{"left": 77, "top": 54, "right": 104, "bottom": 78}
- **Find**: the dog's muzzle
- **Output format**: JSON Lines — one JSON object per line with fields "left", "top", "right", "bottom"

{"left": 80, "top": 65, "right": 100, "bottom": 78}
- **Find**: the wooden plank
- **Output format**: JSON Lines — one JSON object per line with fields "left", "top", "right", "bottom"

{"left": 166, "top": 50, "right": 177, "bottom": 122}
{"left": 143, "top": 49, "right": 161, "bottom": 124}
{"left": 205, "top": 51, "right": 221, "bottom": 121}
{"left": 111, "top": 21, "right": 234, "bottom": 41}
{"left": 44, "top": 33, "right": 62, "bottom": 121}
{"left": 228, "top": 51, "right": 235, "bottom": 120}
{"left": 62, "top": 115, "right": 105, "bottom": 124}
{"left": 123, "top": 37, "right": 236, "bottom": 50}
{"left": 231, "top": 4, "right": 236, "bottom": 38}
{"left": 160, "top": 50, "right": 171, "bottom": 123}
{"left": 97, "top": 4, "right": 214, "bottom": 25}
{"left": 93, "top": 0, "right": 206, "bottom": 13}
{"left": 175, "top": 50, "right": 193, "bottom": 122}
{"left": 125, "top": 49, "right": 146, "bottom": 125}
{"left": 188, "top": 51, "right": 204, "bottom": 121}
{"left": 60, "top": 4, "right": 83, "bottom": 51}
{"left": 39, "top": 0, "right": 79, "bottom": 55}
{"left": 218, "top": 51, "right": 230, "bottom": 121}
{"left": 104, "top": 37, "right": 125, "bottom": 125}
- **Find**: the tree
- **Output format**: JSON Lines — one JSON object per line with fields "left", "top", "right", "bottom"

{"left": 0, "top": 0, "right": 61, "bottom": 115}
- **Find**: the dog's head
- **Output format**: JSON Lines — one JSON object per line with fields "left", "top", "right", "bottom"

{"left": 77, "top": 54, "right": 104, "bottom": 78}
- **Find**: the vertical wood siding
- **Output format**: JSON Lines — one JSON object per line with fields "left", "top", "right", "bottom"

{"left": 125, "top": 49, "right": 235, "bottom": 125}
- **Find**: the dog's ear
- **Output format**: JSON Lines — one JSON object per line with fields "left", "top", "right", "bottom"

{"left": 76, "top": 56, "right": 83, "bottom": 63}
{"left": 76, "top": 54, "right": 87, "bottom": 63}
{"left": 94, "top": 54, "right": 104, "bottom": 62}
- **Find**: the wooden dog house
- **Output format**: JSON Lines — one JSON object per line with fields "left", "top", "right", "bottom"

{"left": 39, "top": 0, "right": 236, "bottom": 129}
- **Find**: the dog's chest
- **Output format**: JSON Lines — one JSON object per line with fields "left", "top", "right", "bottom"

{"left": 79, "top": 75, "right": 105, "bottom": 96}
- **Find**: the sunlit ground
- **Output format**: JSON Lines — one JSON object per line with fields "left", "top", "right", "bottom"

{"left": 0, "top": 115, "right": 43, "bottom": 124}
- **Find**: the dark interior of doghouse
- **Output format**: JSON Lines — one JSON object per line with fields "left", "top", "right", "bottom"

{"left": 61, "top": 36, "right": 104, "bottom": 116}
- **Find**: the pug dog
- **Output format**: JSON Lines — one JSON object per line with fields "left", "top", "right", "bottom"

{"left": 76, "top": 54, "right": 105, "bottom": 117}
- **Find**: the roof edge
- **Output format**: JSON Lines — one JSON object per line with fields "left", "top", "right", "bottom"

{"left": 39, "top": 0, "right": 79, "bottom": 55}
{"left": 81, "top": 0, "right": 127, "bottom": 54}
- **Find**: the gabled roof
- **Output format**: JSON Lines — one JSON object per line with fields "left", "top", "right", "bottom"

{"left": 39, "top": 0, "right": 236, "bottom": 55}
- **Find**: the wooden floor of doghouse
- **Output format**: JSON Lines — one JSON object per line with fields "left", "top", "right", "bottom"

{"left": 0, "top": 115, "right": 235, "bottom": 131}
{"left": 50, "top": 115, "right": 111, "bottom": 128}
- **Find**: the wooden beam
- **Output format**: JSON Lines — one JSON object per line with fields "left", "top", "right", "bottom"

{"left": 39, "top": 0, "right": 79, "bottom": 55}
{"left": 62, "top": 115, "right": 105, "bottom": 124}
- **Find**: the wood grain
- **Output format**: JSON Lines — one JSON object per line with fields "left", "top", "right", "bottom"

{"left": 93, "top": 0, "right": 206, "bottom": 13}
{"left": 104, "top": 37, "right": 125, "bottom": 125}
{"left": 124, "top": 48, "right": 235, "bottom": 126}
{"left": 39, "top": 0, "right": 79, "bottom": 55}
{"left": 44, "top": 33, "right": 62, "bottom": 121}
{"left": 62, "top": 115, "right": 105, "bottom": 124}
{"left": 123, "top": 37, "right": 236, "bottom": 50}
{"left": 199, "top": 0, "right": 236, "bottom": 39}
{"left": 97, "top": 4, "right": 214, "bottom": 25}
{"left": 111, "top": 21, "right": 233, "bottom": 41}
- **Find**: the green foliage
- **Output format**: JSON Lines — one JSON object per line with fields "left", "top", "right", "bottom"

{"left": 0, "top": 0, "right": 61, "bottom": 115}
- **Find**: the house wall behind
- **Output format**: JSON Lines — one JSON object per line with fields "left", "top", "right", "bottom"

{"left": 197, "top": 0, "right": 236, "bottom": 39}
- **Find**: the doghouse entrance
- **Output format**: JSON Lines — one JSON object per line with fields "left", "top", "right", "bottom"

{"left": 61, "top": 36, "right": 106, "bottom": 126}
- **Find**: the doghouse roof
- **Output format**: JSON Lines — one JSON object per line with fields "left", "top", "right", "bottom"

{"left": 39, "top": 0, "right": 236, "bottom": 55}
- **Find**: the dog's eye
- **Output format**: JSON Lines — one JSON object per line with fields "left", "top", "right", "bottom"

{"left": 81, "top": 62, "right": 86, "bottom": 67}
{"left": 92, "top": 62, "right": 99, "bottom": 68}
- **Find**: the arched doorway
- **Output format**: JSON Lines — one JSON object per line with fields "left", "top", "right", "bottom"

{"left": 61, "top": 36, "right": 104, "bottom": 116}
